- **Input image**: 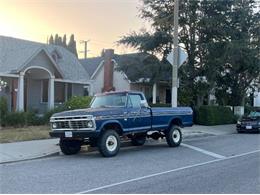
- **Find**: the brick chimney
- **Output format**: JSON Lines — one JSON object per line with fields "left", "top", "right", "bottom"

{"left": 102, "top": 49, "right": 115, "bottom": 92}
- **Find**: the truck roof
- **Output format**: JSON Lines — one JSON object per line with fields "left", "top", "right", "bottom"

{"left": 95, "top": 90, "right": 143, "bottom": 96}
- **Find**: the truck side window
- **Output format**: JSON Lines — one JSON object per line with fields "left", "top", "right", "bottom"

{"left": 128, "top": 94, "right": 142, "bottom": 108}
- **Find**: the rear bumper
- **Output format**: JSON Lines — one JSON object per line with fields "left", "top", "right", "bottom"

{"left": 49, "top": 130, "right": 99, "bottom": 138}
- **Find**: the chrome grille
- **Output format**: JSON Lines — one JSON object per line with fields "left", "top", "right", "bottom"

{"left": 50, "top": 115, "right": 95, "bottom": 130}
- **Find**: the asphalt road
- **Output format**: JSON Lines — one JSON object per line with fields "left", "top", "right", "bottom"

{"left": 0, "top": 133, "right": 259, "bottom": 193}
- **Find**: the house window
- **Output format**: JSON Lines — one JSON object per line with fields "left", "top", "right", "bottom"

{"left": 42, "top": 80, "right": 49, "bottom": 103}
{"left": 55, "top": 82, "right": 65, "bottom": 103}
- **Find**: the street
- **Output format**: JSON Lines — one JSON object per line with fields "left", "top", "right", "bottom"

{"left": 0, "top": 133, "right": 260, "bottom": 193}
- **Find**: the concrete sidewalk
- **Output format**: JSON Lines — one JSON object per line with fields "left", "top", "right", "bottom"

{"left": 0, "top": 124, "right": 236, "bottom": 164}
{"left": 0, "top": 139, "right": 60, "bottom": 164}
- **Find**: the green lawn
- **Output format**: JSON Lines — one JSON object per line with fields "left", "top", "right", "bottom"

{"left": 0, "top": 125, "right": 51, "bottom": 143}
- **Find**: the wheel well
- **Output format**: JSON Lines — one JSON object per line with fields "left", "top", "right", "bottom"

{"left": 170, "top": 118, "right": 182, "bottom": 128}
{"left": 102, "top": 123, "right": 123, "bottom": 135}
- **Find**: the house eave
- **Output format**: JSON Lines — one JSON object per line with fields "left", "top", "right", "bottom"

{"left": 0, "top": 73, "right": 19, "bottom": 78}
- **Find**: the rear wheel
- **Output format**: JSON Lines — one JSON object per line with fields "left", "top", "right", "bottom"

{"left": 131, "top": 134, "right": 146, "bottom": 146}
{"left": 59, "top": 139, "right": 81, "bottom": 155}
{"left": 165, "top": 126, "right": 182, "bottom": 147}
{"left": 98, "top": 130, "right": 120, "bottom": 157}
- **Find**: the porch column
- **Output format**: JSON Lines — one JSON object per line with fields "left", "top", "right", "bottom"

{"left": 17, "top": 72, "right": 24, "bottom": 111}
{"left": 152, "top": 83, "right": 157, "bottom": 104}
{"left": 48, "top": 76, "right": 55, "bottom": 110}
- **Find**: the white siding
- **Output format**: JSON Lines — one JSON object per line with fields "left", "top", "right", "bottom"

{"left": 113, "top": 70, "right": 130, "bottom": 91}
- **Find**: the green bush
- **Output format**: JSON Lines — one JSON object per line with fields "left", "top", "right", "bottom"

{"left": 64, "top": 96, "right": 92, "bottom": 110}
{"left": 43, "top": 106, "right": 66, "bottom": 124}
{"left": 194, "top": 106, "right": 235, "bottom": 126}
{"left": 26, "top": 112, "right": 45, "bottom": 126}
{"left": 4, "top": 112, "right": 27, "bottom": 127}
{"left": 150, "top": 103, "right": 171, "bottom": 107}
{"left": 0, "top": 97, "right": 8, "bottom": 125}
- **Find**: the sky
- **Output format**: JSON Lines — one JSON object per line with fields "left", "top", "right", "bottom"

{"left": 0, "top": 0, "right": 148, "bottom": 58}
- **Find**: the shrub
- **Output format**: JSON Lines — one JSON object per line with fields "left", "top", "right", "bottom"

{"left": 64, "top": 96, "right": 92, "bottom": 110}
{"left": 0, "top": 97, "right": 8, "bottom": 125}
{"left": 4, "top": 112, "right": 27, "bottom": 127}
{"left": 26, "top": 112, "right": 45, "bottom": 126}
{"left": 194, "top": 105, "right": 235, "bottom": 126}
{"left": 43, "top": 106, "right": 66, "bottom": 124}
{"left": 150, "top": 103, "right": 171, "bottom": 107}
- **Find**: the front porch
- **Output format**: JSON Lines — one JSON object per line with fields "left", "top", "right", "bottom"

{"left": 0, "top": 67, "right": 90, "bottom": 113}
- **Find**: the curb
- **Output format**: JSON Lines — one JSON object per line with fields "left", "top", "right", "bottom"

{"left": 0, "top": 151, "right": 60, "bottom": 164}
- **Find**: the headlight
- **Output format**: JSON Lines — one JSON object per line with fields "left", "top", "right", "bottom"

{"left": 237, "top": 121, "right": 241, "bottom": 125}
{"left": 87, "top": 121, "right": 94, "bottom": 128}
{"left": 52, "top": 123, "right": 57, "bottom": 129}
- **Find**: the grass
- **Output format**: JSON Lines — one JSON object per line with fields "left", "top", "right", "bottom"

{"left": 0, "top": 125, "right": 51, "bottom": 143}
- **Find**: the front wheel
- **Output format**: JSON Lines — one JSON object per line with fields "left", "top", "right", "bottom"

{"left": 165, "top": 126, "right": 182, "bottom": 147}
{"left": 98, "top": 130, "right": 120, "bottom": 157}
{"left": 59, "top": 139, "right": 81, "bottom": 155}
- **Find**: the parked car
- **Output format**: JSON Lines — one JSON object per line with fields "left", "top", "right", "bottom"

{"left": 49, "top": 91, "right": 193, "bottom": 157}
{"left": 236, "top": 110, "right": 260, "bottom": 133}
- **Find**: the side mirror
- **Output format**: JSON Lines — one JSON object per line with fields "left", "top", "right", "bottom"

{"left": 140, "top": 100, "right": 149, "bottom": 108}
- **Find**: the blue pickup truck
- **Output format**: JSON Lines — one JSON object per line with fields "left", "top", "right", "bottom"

{"left": 49, "top": 91, "right": 193, "bottom": 157}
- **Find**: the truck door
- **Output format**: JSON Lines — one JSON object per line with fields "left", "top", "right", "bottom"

{"left": 126, "top": 93, "right": 151, "bottom": 132}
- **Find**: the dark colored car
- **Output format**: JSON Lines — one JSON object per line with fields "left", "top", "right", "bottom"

{"left": 236, "top": 111, "right": 260, "bottom": 133}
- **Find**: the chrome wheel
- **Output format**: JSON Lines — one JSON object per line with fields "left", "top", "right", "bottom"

{"left": 172, "top": 129, "right": 181, "bottom": 143}
{"left": 106, "top": 135, "right": 118, "bottom": 152}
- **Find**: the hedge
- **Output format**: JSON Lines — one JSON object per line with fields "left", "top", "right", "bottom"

{"left": 1, "top": 96, "right": 93, "bottom": 127}
{"left": 0, "top": 97, "right": 8, "bottom": 125}
{"left": 150, "top": 103, "right": 171, "bottom": 107}
{"left": 194, "top": 106, "right": 235, "bottom": 126}
{"left": 64, "top": 96, "right": 92, "bottom": 110}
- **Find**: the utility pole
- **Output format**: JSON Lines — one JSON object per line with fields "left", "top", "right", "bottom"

{"left": 172, "top": 0, "right": 179, "bottom": 107}
{"left": 80, "top": 40, "right": 90, "bottom": 59}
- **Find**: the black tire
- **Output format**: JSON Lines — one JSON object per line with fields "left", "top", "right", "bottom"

{"left": 98, "top": 130, "right": 120, "bottom": 157}
{"left": 131, "top": 134, "right": 146, "bottom": 146}
{"left": 59, "top": 139, "right": 81, "bottom": 155}
{"left": 165, "top": 126, "right": 182, "bottom": 147}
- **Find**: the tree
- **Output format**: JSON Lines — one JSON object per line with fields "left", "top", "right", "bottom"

{"left": 215, "top": 0, "right": 260, "bottom": 106}
{"left": 48, "top": 33, "right": 79, "bottom": 58}
{"left": 68, "top": 34, "right": 78, "bottom": 58}
{"left": 48, "top": 35, "right": 54, "bottom": 44}
{"left": 62, "top": 34, "right": 67, "bottom": 47}
{"left": 118, "top": 0, "right": 260, "bottom": 107}
{"left": 54, "top": 34, "right": 59, "bottom": 45}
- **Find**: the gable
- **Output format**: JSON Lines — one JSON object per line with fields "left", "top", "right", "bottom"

{"left": 21, "top": 50, "right": 63, "bottom": 78}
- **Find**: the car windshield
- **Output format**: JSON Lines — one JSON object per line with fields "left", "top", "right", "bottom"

{"left": 90, "top": 94, "right": 127, "bottom": 108}
{"left": 248, "top": 111, "right": 260, "bottom": 117}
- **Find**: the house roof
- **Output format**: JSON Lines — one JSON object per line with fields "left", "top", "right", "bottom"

{"left": 79, "top": 52, "right": 171, "bottom": 83}
{"left": 79, "top": 57, "right": 103, "bottom": 78}
{"left": 0, "top": 36, "right": 90, "bottom": 83}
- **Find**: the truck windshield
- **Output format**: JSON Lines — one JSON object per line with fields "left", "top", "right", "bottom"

{"left": 91, "top": 94, "right": 127, "bottom": 108}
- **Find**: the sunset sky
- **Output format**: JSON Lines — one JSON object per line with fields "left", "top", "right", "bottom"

{"left": 0, "top": 0, "right": 148, "bottom": 58}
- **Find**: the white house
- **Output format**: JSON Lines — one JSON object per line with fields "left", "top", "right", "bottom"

{"left": 79, "top": 49, "right": 172, "bottom": 104}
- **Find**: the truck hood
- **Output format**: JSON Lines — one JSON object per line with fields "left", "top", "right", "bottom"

{"left": 51, "top": 107, "right": 124, "bottom": 118}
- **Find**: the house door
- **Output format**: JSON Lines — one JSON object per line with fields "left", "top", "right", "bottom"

{"left": 166, "top": 89, "right": 171, "bottom": 104}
